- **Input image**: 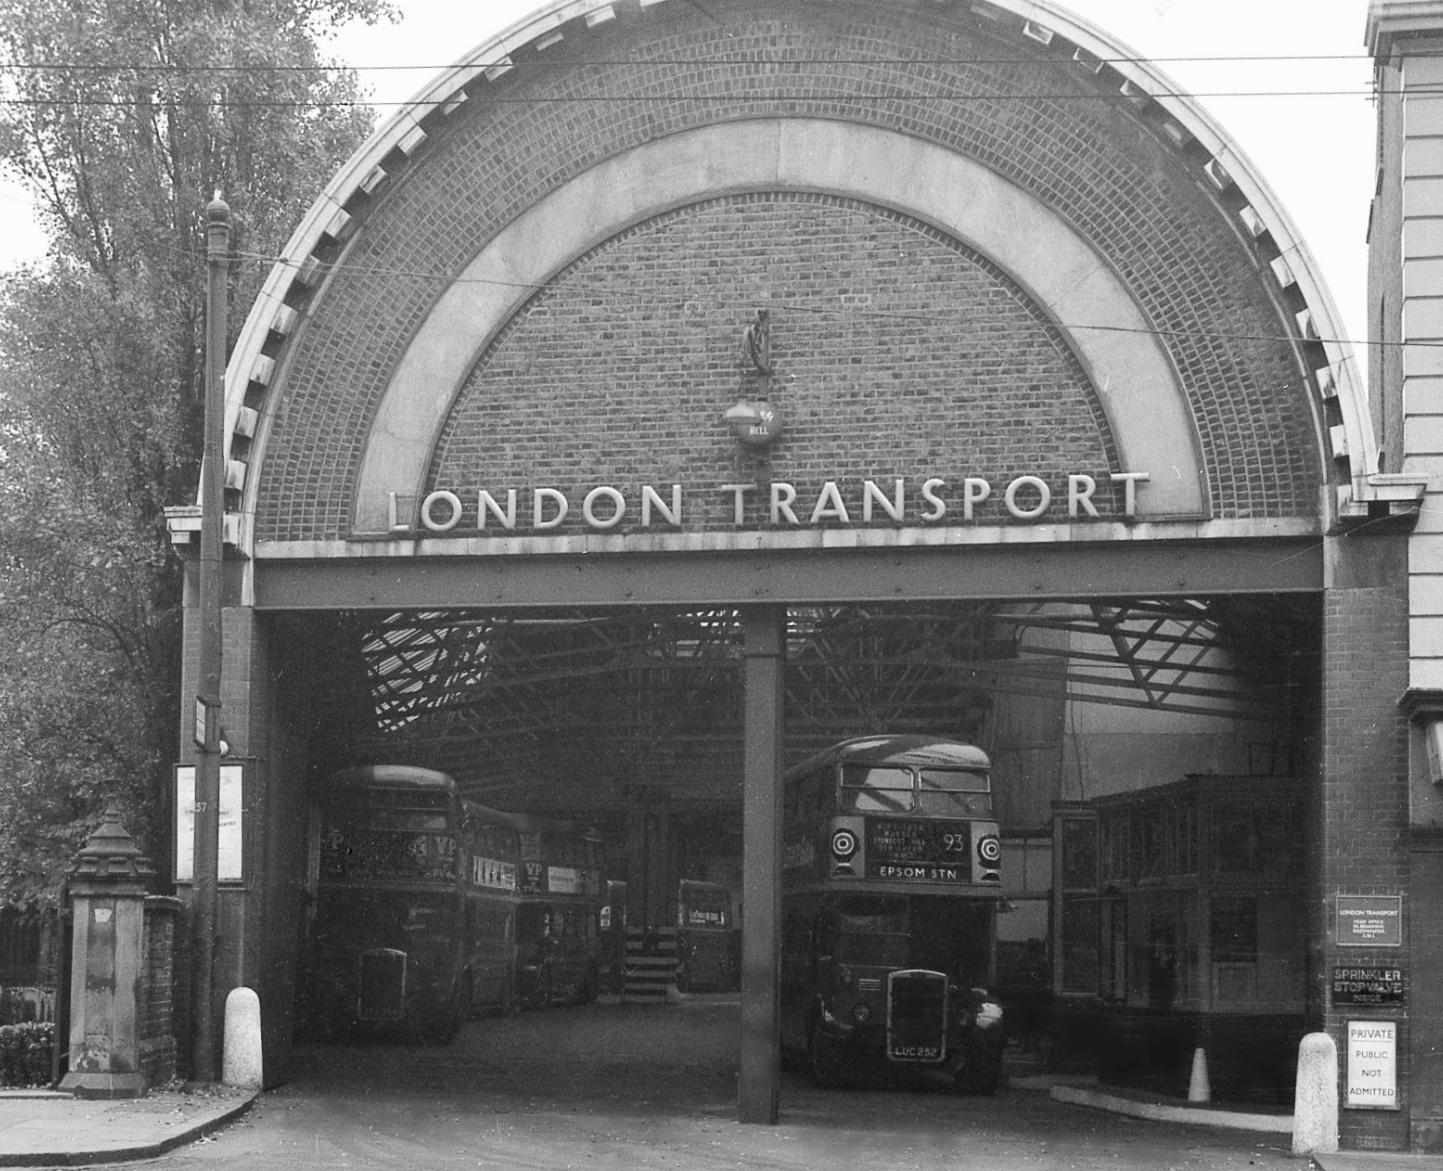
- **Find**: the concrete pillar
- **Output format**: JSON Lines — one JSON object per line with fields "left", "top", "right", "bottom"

{"left": 738, "top": 604, "right": 785, "bottom": 1125}
{"left": 58, "top": 804, "right": 156, "bottom": 1099}
{"left": 222, "top": 987, "right": 263, "bottom": 1089}
{"left": 1293, "top": 1032, "right": 1340, "bottom": 1156}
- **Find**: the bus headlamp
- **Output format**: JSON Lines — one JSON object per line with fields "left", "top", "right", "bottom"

{"left": 852, "top": 1002, "right": 871, "bottom": 1024}
{"left": 838, "top": 965, "right": 854, "bottom": 987}
{"left": 974, "top": 1000, "right": 1004, "bottom": 1029}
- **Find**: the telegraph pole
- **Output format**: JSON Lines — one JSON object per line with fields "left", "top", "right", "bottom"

{"left": 190, "top": 194, "right": 230, "bottom": 1084}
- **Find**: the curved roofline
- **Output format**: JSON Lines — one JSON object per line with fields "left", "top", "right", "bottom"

{"left": 214, "top": 0, "right": 1383, "bottom": 554}
{"left": 783, "top": 734, "right": 992, "bottom": 783}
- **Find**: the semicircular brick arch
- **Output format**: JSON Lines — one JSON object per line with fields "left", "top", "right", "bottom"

{"left": 219, "top": 0, "right": 1368, "bottom": 554}
{"left": 351, "top": 119, "right": 1201, "bottom": 536}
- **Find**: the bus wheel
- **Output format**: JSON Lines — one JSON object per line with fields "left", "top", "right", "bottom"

{"left": 806, "top": 1027, "right": 851, "bottom": 1089}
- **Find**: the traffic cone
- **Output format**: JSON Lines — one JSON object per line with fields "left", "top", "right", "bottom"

{"left": 1188, "top": 1046, "right": 1211, "bottom": 1103}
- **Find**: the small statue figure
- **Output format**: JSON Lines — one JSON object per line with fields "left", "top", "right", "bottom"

{"left": 741, "top": 309, "right": 772, "bottom": 376}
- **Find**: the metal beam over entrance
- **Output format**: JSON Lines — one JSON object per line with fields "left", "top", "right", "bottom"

{"left": 251, "top": 536, "right": 1322, "bottom": 611}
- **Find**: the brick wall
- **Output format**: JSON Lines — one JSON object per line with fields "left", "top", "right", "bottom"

{"left": 140, "top": 896, "right": 181, "bottom": 1088}
{"left": 1321, "top": 541, "right": 1411, "bottom": 1151}
{"left": 430, "top": 193, "right": 1116, "bottom": 534}
{"left": 255, "top": 0, "right": 1318, "bottom": 542}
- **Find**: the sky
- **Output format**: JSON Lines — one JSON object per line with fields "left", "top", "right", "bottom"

{"left": 0, "top": 0, "right": 1379, "bottom": 362}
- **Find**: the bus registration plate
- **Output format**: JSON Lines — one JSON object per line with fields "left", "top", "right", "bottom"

{"left": 887, "top": 970, "right": 948, "bottom": 1063}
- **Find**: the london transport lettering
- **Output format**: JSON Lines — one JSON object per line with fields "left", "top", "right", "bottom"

{"left": 385, "top": 471, "right": 1152, "bottom": 534}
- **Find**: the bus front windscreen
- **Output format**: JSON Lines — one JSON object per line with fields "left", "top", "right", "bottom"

{"left": 905, "top": 897, "right": 994, "bottom": 981}
{"left": 828, "top": 895, "right": 994, "bottom": 977}
{"left": 313, "top": 889, "right": 457, "bottom": 955}
{"left": 833, "top": 894, "right": 910, "bottom": 967}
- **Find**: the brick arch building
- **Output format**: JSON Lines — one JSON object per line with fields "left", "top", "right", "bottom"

{"left": 167, "top": 0, "right": 1432, "bottom": 1148}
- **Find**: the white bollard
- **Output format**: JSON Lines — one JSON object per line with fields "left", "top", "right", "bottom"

{"left": 1187, "top": 1047, "right": 1211, "bottom": 1103}
{"left": 222, "top": 986, "right": 264, "bottom": 1090}
{"left": 1292, "top": 1032, "right": 1339, "bottom": 1157}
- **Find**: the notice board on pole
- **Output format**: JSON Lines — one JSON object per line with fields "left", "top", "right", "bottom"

{"left": 174, "top": 764, "right": 244, "bottom": 883}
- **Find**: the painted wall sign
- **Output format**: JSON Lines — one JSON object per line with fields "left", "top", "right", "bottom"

{"left": 1336, "top": 895, "right": 1403, "bottom": 947}
{"left": 1346, "top": 1020, "right": 1400, "bottom": 1110}
{"left": 1332, "top": 966, "right": 1404, "bottom": 1006}
{"left": 384, "top": 471, "right": 1152, "bottom": 535}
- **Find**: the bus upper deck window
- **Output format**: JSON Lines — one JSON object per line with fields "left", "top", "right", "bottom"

{"left": 917, "top": 767, "right": 993, "bottom": 817}
{"left": 841, "top": 765, "right": 914, "bottom": 813}
{"left": 918, "top": 767, "right": 989, "bottom": 793}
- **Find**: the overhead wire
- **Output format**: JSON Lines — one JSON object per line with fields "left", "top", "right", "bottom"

{"left": 0, "top": 89, "right": 1388, "bottom": 108}
{"left": 203, "top": 244, "right": 1419, "bottom": 354}
{"left": 0, "top": 49, "right": 1388, "bottom": 108}
{"left": 0, "top": 51, "right": 1393, "bottom": 70}
{"left": 0, "top": 46, "right": 1390, "bottom": 352}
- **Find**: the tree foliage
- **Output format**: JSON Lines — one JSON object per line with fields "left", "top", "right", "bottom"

{"left": 0, "top": 0, "right": 391, "bottom": 907}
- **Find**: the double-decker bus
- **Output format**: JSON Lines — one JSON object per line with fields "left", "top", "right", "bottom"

{"left": 779, "top": 735, "right": 1007, "bottom": 1091}
{"left": 303, "top": 765, "right": 523, "bottom": 1041}
{"left": 511, "top": 813, "right": 606, "bottom": 1007}
{"left": 676, "top": 879, "right": 739, "bottom": 992}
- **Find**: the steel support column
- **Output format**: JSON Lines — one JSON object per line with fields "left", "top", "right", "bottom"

{"left": 190, "top": 196, "right": 229, "bottom": 1084}
{"left": 738, "top": 604, "right": 785, "bottom": 1124}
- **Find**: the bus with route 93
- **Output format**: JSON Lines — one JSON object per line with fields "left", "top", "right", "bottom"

{"left": 779, "top": 735, "right": 1007, "bottom": 1091}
